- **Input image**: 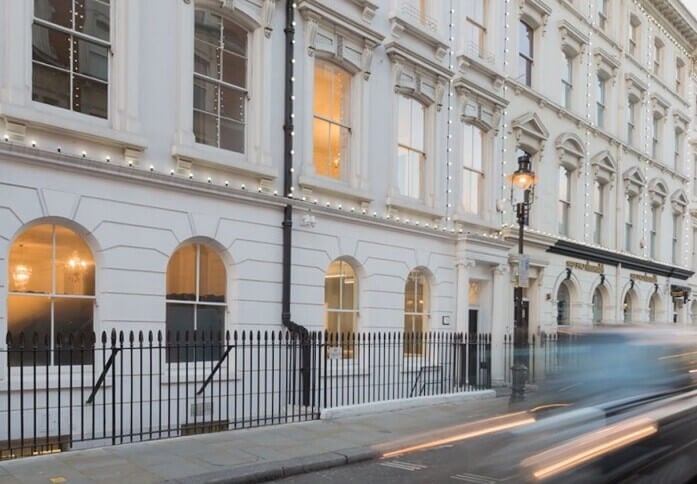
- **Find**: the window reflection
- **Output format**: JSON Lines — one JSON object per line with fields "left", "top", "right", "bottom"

{"left": 404, "top": 270, "right": 428, "bottom": 356}
{"left": 325, "top": 260, "right": 357, "bottom": 358}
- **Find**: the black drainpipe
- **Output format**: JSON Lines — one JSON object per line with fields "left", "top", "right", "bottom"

{"left": 282, "top": 0, "right": 310, "bottom": 406}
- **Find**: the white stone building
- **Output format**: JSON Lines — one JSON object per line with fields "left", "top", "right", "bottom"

{"left": 0, "top": 0, "right": 696, "bottom": 394}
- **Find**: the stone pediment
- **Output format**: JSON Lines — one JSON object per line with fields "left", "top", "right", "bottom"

{"left": 558, "top": 19, "right": 588, "bottom": 55}
{"left": 591, "top": 150, "right": 616, "bottom": 185}
{"left": 556, "top": 132, "right": 584, "bottom": 170}
{"left": 648, "top": 178, "right": 668, "bottom": 207}
{"left": 511, "top": 112, "right": 549, "bottom": 154}
{"left": 623, "top": 166, "right": 646, "bottom": 197}
{"left": 671, "top": 189, "right": 688, "bottom": 214}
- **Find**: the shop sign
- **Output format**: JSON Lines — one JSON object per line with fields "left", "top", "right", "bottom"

{"left": 565, "top": 260, "right": 604, "bottom": 274}
{"left": 630, "top": 273, "right": 657, "bottom": 283}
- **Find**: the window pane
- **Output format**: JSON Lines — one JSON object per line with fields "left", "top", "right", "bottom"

{"left": 167, "top": 245, "right": 196, "bottom": 300}
{"left": 10, "top": 224, "right": 53, "bottom": 294}
{"left": 33, "top": 63, "right": 71, "bottom": 109}
{"left": 222, "top": 50, "right": 246, "bottom": 88}
{"left": 75, "top": 0, "right": 110, "bottom": 40}
{"left": 325, "top": 262, "right": 342, "bottom": 310}
{"left": 8, "top": 295, "right": 51, "bottom": 366}
{"left": 398, "top": 96, "right": 411, "bottom": 146}
{"left": 55, "top": 225, "right": 95, "bottom": 296}
{"left": 54, "top": 297, "right": 94, "bottom": 356}
{"left": 194, "top": 111, "right": 218, "bottom": 147}
{"left": 519, "top": 22, "right": 532, "bottom": 57}
{"left": 194, "top": 39, "right": 220, "bottom": 78}
{"left": 198, "top": 245, "right": 225, "bottom": 302}
{"left": 313, "top": 118, "right": 331, "bottom": 176}
{"left": 328, "top": 123, "right": 346, "bottom": 179}
{"left": 73, "top": 75, "right": 108, "bottom": 118}
{"left": 340, "top": 265, "right": 356, "bottom": 310}
{"left": 397, "top": 147, "right": 409, "bottom": 196}
{"left": 8, "top": 295, "right": 51, "bottom": 340}
{"left": 196, "top": 306, "right": 225, "bottom": 336}
{"left": 75, "top": 34, "right": 109, "bottom": 81}
{"left": 314, "top": 63, "right": 333, "bottom": 119}
{"left": 404, "top": 276, "right": 415, "bottom": 313}
{"left": 411, "top": 102, "right": 425, "bottom": 150}
{"left": 220, "top": 117, "right": 244, "bottom": 153}
{"left": 194, "top": 10, "right": 221, "bottom": 45}
{"left": 32, "top": 23, "right": 70, "bottom": 69}
{"left": 34, "top": 0, "right": 73, "bottom": 28}
{"left": 333, "top": 69, "right": 350, "bottom": 125}
{"left": 166, "top": 303, "right": 195, "bottom": 362}
{"left": 193, "top": 77, "right": 217, "bottom": 114}
{"left": 223, "top": 18, "right": 246, "bottom": 55}
{"left": 220, "top": 85, "right": 245, "bottom": 122}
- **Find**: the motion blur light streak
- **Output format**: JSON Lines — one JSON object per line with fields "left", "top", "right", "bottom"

{"left": 529, "top": 403, "right": 571, "bottom": 412}
{"left": 523, "top": 417, "right": 657, "bottom": 480}
{"left": 382, "top": 412, "right": 535, "bottom": 458}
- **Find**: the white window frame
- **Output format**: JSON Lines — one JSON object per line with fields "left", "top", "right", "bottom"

{"left": 403, "top": 269, "right": 429, "bottom": 356}
{"left": 561, "top": 53, "right": 573, "bottom": 110}
{"left": 672, "top": 213, "right": 681, "bottom": 264}
{"left": 464, "top": 0, "right": 487, "bottom": 59}
{"left": 192, "top": 9, "right": 249, "bottom": 153}
{"left": 652, "top": 115, "right": 661, "bottom": 159}
{"left": 593, "top": 181, "right": 605, "bottom": 245}
{"left": 654, "top": 39, "right": 663, "bottom": 76}
{"left": 462, "top": 123, "right": 485, "bottom": 215}
{"left": 627, "top": 98, "right": 636, "bottom": 145}
{"left": 519, "top": 20, "right": 534, "bottom": 87}
{"left": 625, "top": 195, "right": 634, "bottom": 252}
{"left": 325, "top": 260, "right": 359, "bottom": 359}
{"left": 559, "top": 166, "right": 571, "bottom": 236}
{"left": 7, "top": 224, "right": 96, "bottom": 366}
{"left": 397, "top": 94, "right": 426, "bottom": 199}
{"left": 597, "top": 0, "right": 607, "bottom": 30}
{"left": 165, "top": 243, "right": 227, "bottom": 363}
{"left": 628, "top": 15, "right": 639, "bottom": 56}
{"left": 650, "top": 205, "right": 660, "bottom": 259}
{"left": 674, "top": 129, "right": 682, "bottom": 168}
{"left": 32, "top": 0, "right": 111, "bottom": 119}
{"left": 596, "top": 75, "right": 606, "bottom": 129}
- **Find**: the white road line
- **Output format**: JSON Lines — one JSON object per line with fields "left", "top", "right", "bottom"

{"left": 380, "top": 460, "right": 428, "bottom": 471}
{"left": 451, "top": 472, "right": 500, "bottom": 483}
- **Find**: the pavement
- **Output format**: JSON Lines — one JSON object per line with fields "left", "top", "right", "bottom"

{"left": 0, "top": 390, "right": 515, "bottom": 484}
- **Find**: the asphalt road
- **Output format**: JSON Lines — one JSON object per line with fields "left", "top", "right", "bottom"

{"left": 272, "top": 399, "right": 697, "bottom": 484}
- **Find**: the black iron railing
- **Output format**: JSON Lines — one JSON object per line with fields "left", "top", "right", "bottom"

{"left": 0, "top": 330, "right": 490, "bottom": 460}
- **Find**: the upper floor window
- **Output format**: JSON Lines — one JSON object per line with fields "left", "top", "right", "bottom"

{"left": 596, "top": 76, "right": 606, "bottom": 129}
{"left": 559, "top": 166, "right": 571, "bottom": 236}
{"left": 561, "top": 53, "right": 573, "bottom": 109}
{"left": 627, "top": 98, "right": 636, "bottom": 145}
{"left": 676, "top": 58, "right": 685, "bottom": 95}
{"left": 693, "top": 228, "right": 697, "bottom": 268}
{"left": 465, "top": 0, "right": 487, "bottom": 58}
{"left": 593, "top": 181, "right": 604, "bottom": 244}
{"left": 325, "top": 260, "right": 358, "bottom": 358}
{"left": 653, "top": 38, "right": 663, "bottom": 76}
{"left": 672, "top": 213, "right": 681, "bottom": 264}
{"left": 518, "top": 21, "right": 534, "bottom": 87}
{"left": 403, "top": 269, "right": 429, "bottom": 356}
{"left": 8, "top": 223, "right": 95, "bottom": 366}
{"left": 628, "top": 15, "right": 640, "bottom": 56}
{"left": 313, "top": 60, "right": 351, "bottom": 180}
{"left": 650, "top": 205, "right": 659, "bottom": 258}
{"left": 597, "top": 0, "right": 607, "bottom": 30}
{"left": 193, "top": 10, "right": 247, "bottom": 153}
{"left": 166, "top": 243, "right": 226, "bottom": 362}
{"left": 32, "top": 0, "right": 110, "bottom": 118}
{"left": 652, "top": 115, "right": 661, "bottom": 159}
{"left": 625, "top": 195, "right": 634, "bottom": 252}
{"left": 462, "top": 124, "right": 484, "bottom": 214}
{"left": 675, "top": 129, "right": 683, "bottom": 168}
{"left": 397, "top": 95, "right": 426, "bottom": 199}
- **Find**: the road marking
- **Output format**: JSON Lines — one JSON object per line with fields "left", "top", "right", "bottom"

{"left": 451, "top": 472, "right": 500, "bottom": 483}
{"left": 380, "top": 460, "right": 427, "bottom": 471}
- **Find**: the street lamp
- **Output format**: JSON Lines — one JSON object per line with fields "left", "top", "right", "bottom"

{"left": 509, "top": 152, "right": 537, "bottom": 403}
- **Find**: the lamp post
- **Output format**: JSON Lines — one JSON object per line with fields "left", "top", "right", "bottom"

{"left": 509, "top": 152, "right": 536, "bottom": 403}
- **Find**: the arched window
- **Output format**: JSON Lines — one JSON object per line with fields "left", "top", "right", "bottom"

{"left": 556, "top": 282, "right": 570, "bottom": 326}
{"left": 8, "top": 224, "right": 95, "bottom": 365}
{"left": 32, "top": 0, "right": 110, "bottom": 118}
{"left": 193, "top": 9, "right": 248, "bottom": 152}
{"left": 166, "top": 243, "right": 226, "bottom": 361}
{"left": 404, "top": 270, "right": 429, "bottom": 355}
{"left": 649, "top": 292, "right": 659, "bottom": 322}
{"left": 313, "top": 60, "right": 351, "bottom": 180}
{"left": 325, "top": 260, "right": 357, "bottom": 358}
{"left": 623, "top": 291, "right": 633, "bottom": 323}
{"left": 592, "top": 287, "right": 603, "bottom": 325}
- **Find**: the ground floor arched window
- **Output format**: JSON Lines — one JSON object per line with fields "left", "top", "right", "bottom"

{"left": 556, "top": 282, "right": 570, "bottom": 326}
{"left": 8, "top": 223, "right": 95, "bottom": 365}
{"left": 592, "top": 287, "right": 603, "bottom": 325}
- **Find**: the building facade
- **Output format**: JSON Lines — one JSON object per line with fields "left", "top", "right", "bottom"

{"left": 0, "top": 0, "right": 696, "bottom": 393}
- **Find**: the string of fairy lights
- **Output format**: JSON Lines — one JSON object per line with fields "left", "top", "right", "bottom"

{"left": 3, "top": 1, "right": 693, "bottom": 252}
